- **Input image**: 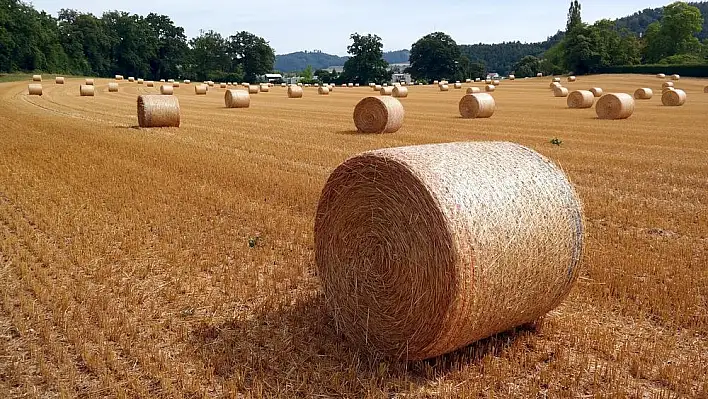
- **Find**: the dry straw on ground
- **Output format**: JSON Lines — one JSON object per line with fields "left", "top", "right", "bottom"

{"left": 79, "top": 85, "right": 94, "bottom": 96}
{"left": 28, "top": 84, "right": 42, "bottom": 95}
{"left": 466, "top": 87, "right": 481, "bottom": 94}
{"left": 459, "top": 93, "right": 495, "bottom": 118}
{"left": 85, "top": 79, "right": 95, "bottom": 85}
{"left": 380, "top": 86, "right": 394, "bottom": 96}
{"left": 596, "top": 93, "right": 634, "bottom": 119}
{"left": 393, "top": 86, "right": 408, "bottom": 98}
{"left": 662, "top": 89, "right": 686, "bottom": 106}
{"left": 288, "top": 85, "right": 303, "bottom": 98}
{"left": 160, "top": 85, "right": 174, "bottom": 95}
{"left": 108, "top": 82, "right": 119, "bottom": 93}
{"left": 634, "top": 88, "right": 653, "bottom": 100}
{"left": 553, "top": 86, "right": 569, "bottom": 97}
{"left": 32, "top": 75, "right": 42, "bottom": 82}
{"left": 567, "top": 90, "right": 594, "bottom": 108}
{"left": 137, "top": 95, "right": 180, "bottom": 128}
{"left": 318, "top": 86, "right": 330, "bottom": 95}
{"left": 314, "top": 141, "right": 584, "bottom": 360}
{"left": 485, "top": 84, "right": 496, "bottom": 92}
{"left": 352, "top": 96, "right": 404, "bottom": 133}
{"left": 55, "top": 77, "right": 64, "bottom": 84}
{"left": 224, "top": 89, "right": 250, "bottom": 108}
{"left": 194, "top": 85, "right": 207, "bottom": 95}
{"left": 589, "top": 87, "right": 603, "bottom": 97}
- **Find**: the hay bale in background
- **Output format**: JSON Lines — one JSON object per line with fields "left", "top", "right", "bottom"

{"left": 220, "top": 83, "right": 227, "bottom": 89}
{"left": 260, "top": 84, "right": 270, "bottom": 93}
{"left": 128, "top": 77, "right": 135, "bottom": 82}
{"left": 314, "top": 141, "right": 584, "bottom": 360}
{"left": 509, "top": 74, "right": 515, "bottom": 80}
{"left": 348, "top": 83, "right": 354, "bottom": 87}
{"left": 440, "top": 84, "right": 449, "bottom": 92}
{"left": 28, "top": 84, "right": 42, "bottom": 95}
{"left": 380, "top": 86, "right": 394, "bottom": 96}
{"left": 671, "top": 74, "right": 680, "bottom": 80}
{"left": 248, "top": 85, "right": 259, "bottom": 94}
{"left": 355, "top": 83, "right": 360, "bottom": 87}
{"left": 194, "top": 84, "right": 207, "bottom": 95}
{"left": 224, "top": 89, "right": 250, "bottom": 108}
{"left": 466, "top": 87, "right": 481, "bottom": 94}
{"left": 55, "top": 77, "right": 65, "bottom": 84}
{"left": 115, "top": 75, "right": 124, "bottom": 80}
{"left": 173, "top": 82, "right": 180, "bottom": 88}
{"left": 392, "top": 86, "right": 408, "bottom": 98}
{"left": 704, "top": 86, "right": 708, "bottom": 93}
{"left": 80, "top": 85, "right": 95, "bottom": 97}
{"left": 475, "top": 78, "right": 481, "bottom": 82}
{"left": 634, "top": 88, "right": 653, "bottom": 100}
{"left": 146, "top": 81, "right": 154, "bottom": 87}
{"left": 596, "top": 93, "right": 634, "bottom": 119}
{"left": 353, "top": 96, "right": 404, "bottom": 133}
{"left": 32, "top": 75, "right": 42, "bottom": 82}
{"left": 657, "top": 73, "right": 665, "bottom": 78}
{"left": 433, "top": 80, "right": 439, "bottom": 84}
{"left": 318, "top": 86, "right": 330, "bottom": 95}
{"left": 459, "top": 93, "right": 495, "bottom": 118}
{"left": 288, "top": 85, "right": 303, "bottom": 98}
{"left": 454, "top": 83, "right": 463, "bottom": 89}
{"left": 374, "top": 84, "right": 382, "bottom": 91}
{"left": 589, "top": 87, "right": 603, "bottom": 97}
{"left": 485, "top": 79, "right": 492, "bottom": 84}
{"left": 485, "top": 84, "right": 496, "bottom": 92}
{"left": 492, "top": 79, "right": 500, "bottom": 85}
{"left": 553, "top": 86, "right": 569, "bottom": 97}
{"left": 184, "top": 79, "right": 191, "bottom": 84}
{"left": 553, "top": 77, "right": 561, "bottom": 83}
{"left": 160, "top": 85, "right": 174, "bottom": 95}
{"left": 281, "top": 83, "right": 287, "bottom": 87}
{"left": 85, "top": 79, "right": 95, "bottom": 85}
{"left": 159, "top": 79, "right": 165, "bottom": 82}
{"left": 550, "top": 81, "right": 561, "bottom": 89}
{"left": 208, "top": 81, "right": 215, "bottom": 87}
{"left": 137, "top": 95, "right": 180, "bottom": 128}
{"left": 662, "top": 89, "right": 686, "bottom": 106}
{"left": 537, "top": 72, "right": 543, "bottom": 77}
{"left": 662, "top": 82, "right": 674, "bottom": 89}
{"left": 138, "top": 79, "right": 144, "bottom": 84}
{"left": 108, "top": 82, "right": 119, "bottom": 92}
{"left": 568, "top": 76, "right": 577, "bottom": 82}
{"left": 567, "top": 90, "right": 594, "bottom": 108}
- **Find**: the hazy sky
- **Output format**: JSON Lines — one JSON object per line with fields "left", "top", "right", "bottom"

{"left": 30, "top": 0, "right": 672, "bottom": 55}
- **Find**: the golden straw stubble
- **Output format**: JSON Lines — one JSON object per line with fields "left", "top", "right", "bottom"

{"left": 314, "top": 141, "right": 584, "bottom": 360}
{"left": 353, "top": 96, "right": 404, "bottom": 133}
{"left": 596, "top": 93, "right": 634, "bottom": 119}
{"left": 459, "top": 93, "right": 495, "bottom": 118}
{"left": 137, "top": 94, "right": 180, "bottom": 128}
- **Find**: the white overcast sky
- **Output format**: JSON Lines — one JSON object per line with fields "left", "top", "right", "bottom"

{"left": 29, "top": 0, "right": 672, "bottom": 55}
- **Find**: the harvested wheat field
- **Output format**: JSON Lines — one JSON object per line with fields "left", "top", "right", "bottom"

{"left": 0, "top": 74, "right": 706, "bottom": 398}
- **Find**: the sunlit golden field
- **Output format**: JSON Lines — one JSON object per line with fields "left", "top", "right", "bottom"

{"left": 0, "top": 74, "right": 706, "bottom": 398}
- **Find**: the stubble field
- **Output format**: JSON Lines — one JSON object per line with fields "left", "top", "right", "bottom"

{"left": 0, "top": 74, "right": 706, "bottom": 398}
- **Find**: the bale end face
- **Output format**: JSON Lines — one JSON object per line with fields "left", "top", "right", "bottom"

{"left": 318, "top": 86, "right": 330, "bottom": 95}
{"left": 661, "top": 89, "right": 686, "bottom": 106}
{"left": 353, "top": 96, "right": 404, "bottom": 134}
{"left": 459, "top": 93, "right": 495, "bottom": 118}
{"left": 589, "top": 88, "right": 603, "bottom": 97}
{"left": 567, "top": 90, "right": 594, "bottom": 109}
{"left": 392, "top": 86, "right": 408, "bottom": 98}
{"left": 596, "top": 93, "right": 634, "bottom": 120}
{"left": 288, "top": 86, "right": 303, "bottom": 98}
{"left": 55, "top": 77, "right": 65, "bottom": 84}
{"left": 137, "top": 95, "right": 180, "bottom": 128}
{"left": 224, "top": 89, "right": 250, "bottom": 108}
{"left": 634, "top": 88, "right": 653, "bottom": 100}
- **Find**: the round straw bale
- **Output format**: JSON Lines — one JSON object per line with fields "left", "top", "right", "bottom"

{"left": 374, "top": 84, "right": 382, "bottom": 91}
{"left": 137, "top": 78, "right": 144, "bottom": 84}
{"left": 318, "top": 86, "right": 330, "bottom": 95}
{"left": 108, "top": 82, "right": 119, "bottom": 92}
{"left": 392, "top": 86, "right": 408, "bottom": 98}
{"left": 440, "top": 84, "right": 449, "bottom": 92}
{"left": 485, "top": 84, "right": 496, "bottom": 92}
{"left": 662, "top": 89, "right": 686, "bottom": 106}
{"left": 28, "top": 84, "right": 42, "bottom": 95}
{"left": 589, "top": 87, "right": 603, "bottom": 97}
{"left": 281, "top": 83, "right": 287, "bottom": 87}
{"left": 492, "top": 80, "right": 500, "bottom": 85}
{"left": 220, "top": 83, "right": 226, "bottom": 89}
{"left": 509, "top": 74, "right": 515, "bottom": 80}
{"left": 567, "top": 90, "right": 594, "bottom": 108}
{"left": 454, "top": 82, "right": 462, "bottom": 89}
{"left": 485, "top": 79, "right": 492, "bottom": 84}
{"left": 704, "top": 86, "right": 708, "bottom": 93}
{"left": 348, "top": 83, "right": 354, "bottom": 87}
{"left": 116, "top": 75, "right": 124, "bottom": 80}
{"left": 657, "top": 73, "right": 665, "bottom": 78}
{"left": 550, "top": 81, "right": 561, "bottom": 89}
{"left": 634, "top": 88, "right": 653, "bottom": 100}
{"left": 553, "top": 77, "right": 561, "bottom": 83}
{"left": 596, "top": 93, "right": 634, "bottom": 119}
{"left": 168, "top": 79, "right": 174, "bottom": 83}
{"left": 314, "top": 141, "right": 584, "bottom": 360}
{"left": 147, "top": 81, "right": 156, "bottom": 87}
{"left": 224, "top": 89, "right": 250, "bottom": 108}
{"left": 208, "top": 81, "right": 215, "bottom": 87}
{"left": 32, "top": 75, "right": 42, "bottom": 82}
{"left": 537, "top": 72, "right": 543, "bottom": 77}
{"left": 80, "top": 85, "right": 95, "bottom": 96}
{"left": 380, "top": 86, "right": 394, "bottom": 96}
{"left": 248, "top": 85, "right": 260, "bottom": 94}
{"left": 662, "top": 82, "right": 674, "bottom": 89}
{"left": 459, "top": 93, "right": 495, "bottom": 118}
{"left": 328, "top": 85, "right": 334, "bottom": 91}
{"left": 353, "top": 96, "right": 404, "bottom": 133}
{"left": 172, "top": 82, "right": 180, "bottom": 88}
{"left": 567, "top": 76, "right": 576, "bottom": 82}
{"left": 194, "top": 84, "right": 207, "bottom": 95}
{"left": 553, "top": 86, "right": 569, "bottom": 97}
{"left": 433, "top": 80, "right": 439, "bottom": 84}
{"left": 85, "top": 78, "right": 95, "bottom": 85}
{"left": 671, "top": 74, "right": 680, "bottom": 81}
{"left": 355, "top": 83, "right": 360, "bottom": 87}
{"left": 288, "top": 85, "right": 303, "bottom": 98}
{"left": 159, "top": 79, "right": 165, "bottom": 82}
{"left": 128, "top": 77, "right": 135, "bottom": 82}
{"left": 160, "top": 84, "right": 173, "bottom": 95}
{"left": 465, "top": 79, "right": 472, "bottom": 83}
{"left": 260, "top": 84, "right": 270, "bottom": 93}
{"left": 455, "top": 80, "right": 461, "bottom": 84}
{"left": 475, "top": 78, "right": 481, "bottom": 82}
{"left": 137, "top": 95, "right": 180, "bottom": 128}
{"left": 369, "top": 83, "right": 376, "bottom": 87}
{"left": 184, "top": 79, "right": 191, "bottom": 84}
{"left": 662, "top": 87, "right": 675, "bottom": 95}
{"left": 55, "top": 77, "right": 65, "bottom": 84}
{"left": 466, "top": 87, "right": 481, "bottom": 94}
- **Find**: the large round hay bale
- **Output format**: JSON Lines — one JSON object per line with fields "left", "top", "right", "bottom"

{"left": 485, "top": 79, "right": 492, "bottom": 84}
{"left": 137, "top": 95, "right": 180, "bottom": 128}
{"left": 288, "top": 85, "right": 303, "bottom": 98}
{"left": 553, "top": 86, "right": 569, "bottom": 97}
{"left": 353, "top": 96, "right": 404, "bottom": 134}
{"left": 160, "top": 84, "right": 173, "bottom": 95}
{"left": 85, "top": 78, "right": 95, "bottom": 85}
{"left": 466, "top": 87, "right": 481, "bottom": 94}
{"left": 567, "top": 90, "right": 594, "bottom": 108}
{"left": 634, "top": 88, "right": 653, "bottom": 100}
{"left": 662, "top": 82, "right": 674, "bottom": 89}
{"left": 492, "top": 79, "right": 500, "bottom": 85}
{"left": 380, "top": 86, "right": 394, "bottom": 96}
{"left": 393, "top": 86, "right": 408, "bottom": 98}
{"left": 168, "top": 79, "right": 174, "bottom": 83}
{"left": 224, "top": 89, "right": 250, "bottom": 108}
{"left": 454, "top": 82, "right": 462, "bottom": 89}
{"left": 475, "top": 78, "right": 481, "bottom": 82}
{"left": 260, "top": 84, "right": 270, "bottom": 93}
{"left": 671, "top": 74, "right": 680, "bottom": 81}
{"left": 32, "top": 75, "right": 42, "bottom": 82}
{"left": 184, "top": 79, "right": 191, "bottom": 84}
{"left": 657, "top": 73, "right": 665, "bottom": 78}
{"left": 567, "top": 76, "right": 576, "bottom": 82}
{"left": 28, "top": 84, "right": 42, "bottom": 95}
{"left": 465, "top": 79, "right": 472, "bottom": 83}
{"left": 662, "top": 89, "right": 686, "bottom": 106}
{"left": 194, "top": 84, "right": 207, "bottom": 95}
{"left": 80, "top": 85, "right": 95, "bottom": 96}
{"left": 537, "top": 72, "right": 543, "bottom": 77}
{"left": 509, "top": 74, "right": 515, "bottom": 80}
{"left": 146, "top": 81, "right": 154, "bottom": 87}
{"left": 55, "top": 77, "right": 65, "bottom": 84}
{"left": 248, "top": 85, "right": 259, "bottom": 94}
{"left": 459, "top": 93, "right": 495, "bottom": 118}
{"left": 485, "top": 84, "right": 496, "bottom": 92}
{"left": 596, "top": 93, "right": 634, "bottom": 120}
{"left": 208, "top": 81, "right": 215, "bottom": 87}
{"left": 128, "top": 77, "right": 135, "bottom": 82}
{"left": 318, "top": 86, "right": 330, "bottom": 95}
{"left": 433, "top": 80, "right": 439, "bottom": 84}
{"left": 553, "top": 77, "right": 561, "bottom": 83}
{"left": 314, "top": 141, "right": 584, "bottom": 360}
{"left": 108, "top": 82, "right": 119, "bottom": 92}
{"left": 439, "top": 84, "right": 449, "bottom": 92}
{"left": 589, "top": 87, "right": 603, "bottom": 97}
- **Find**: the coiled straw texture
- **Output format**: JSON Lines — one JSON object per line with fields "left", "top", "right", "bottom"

{"left": 634, "top": 88, "right": 653, "bottom": 100}
{"left": 596, "top": 93, "right": 634, "bottom": 119}
{"left": 567, "top": 90, "right": 594, "bottom": 109}
{"left": 662, "top": 89, "right": 686, "bottom": 106}
{"left": 466, "top": 87, "right": 481, "bottom": 94}
{"left": 380, "top": 86, "right": 394, "bottom": 96}
{"left": 314, "top": 141, "right": 584, "bottom": 360}
{"left": 353, "top": 96, "right": 404, "bottom": 133}
{"left": 458, "top": 93, "right": 495, "bottom": 118}
{"left": 392, "top": 86, "right": 408, "bottom": 98}
{"left": 589, "top": 87, "right": 603, "bottom": 97}
{"left": 137, "top": 95, "right": 180, "bottom": 128}
{"left": 224, "top": 89, "right": 250, "bottom": 108}
{"left": 553, "top": 86, "right": 569, "bottom": 97}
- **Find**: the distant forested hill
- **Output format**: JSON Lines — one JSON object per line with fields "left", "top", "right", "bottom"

{"left": 615, "top": 2, "right": 708, "bottom": 39}
{"left": 275, "top": 50, "right": 411, "bottom": 72}
{"left": 459, "top": 32, "right": 564, "bottom": 75}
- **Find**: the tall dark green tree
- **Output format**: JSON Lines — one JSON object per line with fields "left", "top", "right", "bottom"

{"left": 340, "top": 33, "right": 389, "bottom": 84}
{"left": 513, "top": 55, "right": 542, "bottom": 77}
{"left": 409, "top": 32, "right": 460, "bottom": 81}
{"left": 145, "top": 13, "right": 188, "bottom": 79}
{"left": 562, "top": 0, "right": 599, "bottom": 74}
{"left": 187, "top": 31, "right": 230, "bottom": 81}
{"left": 227, "top": 31, "right": 275, "bottom": 82}
{"left": 643, "top": 2, "right": 703, "bottom": 63}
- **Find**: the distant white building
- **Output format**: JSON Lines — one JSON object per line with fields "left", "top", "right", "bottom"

{"left": 486, "top": 72, "right": 500, "bottom": 79}
{"left": 391, "top": 73, "right": 412, "bottom": 84}
{"left": 262, "top": 73, "right": 283, "bottom": 82}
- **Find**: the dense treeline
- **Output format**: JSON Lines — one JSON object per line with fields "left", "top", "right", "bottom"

{"left": 274, "top": 50, "right": 410, "bottom": 73}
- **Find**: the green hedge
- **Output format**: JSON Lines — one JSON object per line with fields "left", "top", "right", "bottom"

{"left": 595, "top": 64, "right": 708, "bottom": 77}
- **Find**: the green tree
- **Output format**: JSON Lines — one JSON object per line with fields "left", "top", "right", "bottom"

{"left": 145, "top": 13, "right": 188, "bottom": 79}
{"left": 188, "top": 30, "right": 229, "bottom": 81}
{"left": 562, "top": 1, "right": 599, "bottom": 74}
{"left": 409, "top": 32, "right": 460, "bottom": 81}
{"left": 513, "top": 55, "right": 542, "bottom": 77}
{"left": 301, "top": 64, "right": 313, "bottom": 80}
{"left": 340, "top": 33, "right": 389, "bottom": 84}
{"left": 643, "top": 2, "right": 703, "bottom": 63}
{"left": 227, "top": 31, "right": 275, "bottom": 82}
